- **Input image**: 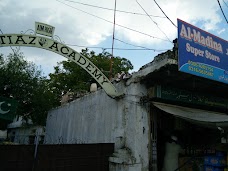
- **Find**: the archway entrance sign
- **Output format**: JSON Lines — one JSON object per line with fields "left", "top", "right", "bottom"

{"left": 0, "top": 23, "right": 123, "bottom": 98}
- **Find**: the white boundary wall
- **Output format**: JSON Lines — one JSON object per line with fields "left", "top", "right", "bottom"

{"left": 45, "top": 81, "right": 150, "bottom": 171}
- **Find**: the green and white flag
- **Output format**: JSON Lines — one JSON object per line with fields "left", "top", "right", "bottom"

{"left": 0, "top": 96, "right": 18, "bottom": 121}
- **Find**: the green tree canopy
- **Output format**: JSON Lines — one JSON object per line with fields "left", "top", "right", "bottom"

{"left": 49, "top": 48, "right": 133, "bottom": 99}
{"left": 0, "top": 52, "right": 58, "bottom": 125}
{"left": 0, "top": 49, "right": 133, "bottom": 125}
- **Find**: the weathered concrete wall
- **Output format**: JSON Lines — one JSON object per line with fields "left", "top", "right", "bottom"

{"left": 0, "top": 130, "right": 7, "bottom": 140}
{"left": 45, "top": 80, "right": 150, "bottom": 171}
{"left": 8, "top": 126, "right": 45, "bottom": 144}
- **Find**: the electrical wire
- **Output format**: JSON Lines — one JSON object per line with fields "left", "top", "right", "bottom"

{"left": 153, "top": 0, "right": 177, "bottom": 28}
{"left": 223, "top": 0, "right": 228, "bottom": 8}
{"left": 3, "top": 27, "right": 159, "bottom": 52}
{"left": 114, "top": 38, "right": 152, "bottom": 50}
{"left": 0, "top": 29, "right": 16, "bottom": 54}
{"left": 56, "top": 0, "right": 171, "bottom": 42}
{"left": 0, "top": 30, "right": 164, "bottom": 51}
{"left": 0, "top": 29, "right": 166, "bottom": 53}
{"left": 217, "top": 0, "right": 228, "bottom": 24}
{"left": 65, "top": 44, "right": 104, "bottom": 49}
{"left": 136, "top": 0, "right": 172, "bottom": 43}
{"left": 114, "top": 38, "right": 168, "bottom": 51}
{"left": 65, "top": 43, "right": 168, "bottom": 52}
{"left": 63, "top": 0, "right": 165, "bottom": 18}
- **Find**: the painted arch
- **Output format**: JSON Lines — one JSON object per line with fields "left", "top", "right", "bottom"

{"left": 0, "top": 34, "right": 122, "bottom": 98}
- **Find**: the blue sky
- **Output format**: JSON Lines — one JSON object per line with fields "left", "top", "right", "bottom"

{"left": 0, "top": 0, "right": 227, "bottom": 76}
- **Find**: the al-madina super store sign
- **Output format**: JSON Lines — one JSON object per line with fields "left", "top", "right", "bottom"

{"left": 178, "top": 19, "right": 228, "bottom": 84}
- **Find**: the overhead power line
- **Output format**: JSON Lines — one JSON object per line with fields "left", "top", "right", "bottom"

{"left": 0, "top": 29, "right": 164, "bottom": 51}
{"left": 0, "top": 29, "right": 17, "bottom": 54}
{"left": 65, "top": 42, "right": 167, "bottom": 52}
{"left": 114, "top": 38, "right": 168, "bottom": 51}
{"left": 114, "top": 38, "right": 152, "bottom": 50}
{"left": 223, "top": 0, "right": 228, "bottom": 8}
{"left": 66, "top": 43, "right": 168, "bottom": 51}
{"left": 136, "top": 0, "right": 172, "bottom": 43}
{"left": 63, "top": 0, "right": 165, "bottom": 18}
{"left": 217, "top": 0, "right": 228, "bottom": 24}
{"left": 153, "top": 0, "right": 177, "bottom": 28}
{"left": 56, "top": 0, "right": 171, "bottom": 43}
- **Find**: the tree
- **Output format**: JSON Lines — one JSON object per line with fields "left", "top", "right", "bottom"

{"left": 49, "top": 48, "right": 133, "bottom": 99}
{"left": 0, "top": 52, "right": 58, "bottom": 125}
{"left": 0, "top": 49, "right": 133, "bottom": 125}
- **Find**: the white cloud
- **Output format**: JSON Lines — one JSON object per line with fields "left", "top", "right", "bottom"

{"left": 218, "top": 28, "right": 226, "bottom": 35}
{"left": 79, "top": 30, "right": 106, "bottom": 45}
{"left": 176, "top": 0, "right": 222, "bottom": 31}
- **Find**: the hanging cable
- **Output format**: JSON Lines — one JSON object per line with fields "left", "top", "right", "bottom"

{"left": 114, "top": 38, "right": 153, "bottom": 50}
{"left": 114, "top": 38, "right": 168, "bottom": 51}
{"left": 63, "top": 0, "right": 165, "bottom": 18}
{"left": 56, "top": 0, "right": 171, "bottom": 42}
{"left": 110, "top": 0, "right": 117, "bottom": 80}
{"left": 217, "top": 0, "right": 228, "bottom": 24}
{"left": 153, "top": 0, "right": 177, "bottom": 28}
{"left": 65, "top": 43, "right": 168, "bottom": 51}
{"left": 65, "top": 42, "right": 168, "bottom": 52}
{"left": 223, "top": 0, "right": 228, "bottom": 9}
{"left": 136, "top": 0, "right": 172, "bottom": 43}
{"left": 0, "top": 29, "right": 16, "bottom": 55}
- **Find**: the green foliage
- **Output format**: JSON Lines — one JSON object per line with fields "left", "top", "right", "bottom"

{"left": 49, "top": 48, "right": 133, "bottom": 99}
{"left": 0, "top": 48, "right": 133, "bottom": 125}
{"left": 0, "top": 52, "right": 58, "bottom": 125}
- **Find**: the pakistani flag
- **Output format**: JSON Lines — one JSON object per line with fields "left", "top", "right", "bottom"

{"left": 0, "top": 96, "right": 18, "bottom": 121}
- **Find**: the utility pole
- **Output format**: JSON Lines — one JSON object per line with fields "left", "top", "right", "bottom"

{"left": 109, "top": 0, "right": 117, "bottom": 80}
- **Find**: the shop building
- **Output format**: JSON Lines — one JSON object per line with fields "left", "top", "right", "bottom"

{"left": 45, "top": 46, "right": 228, "bottom": 171}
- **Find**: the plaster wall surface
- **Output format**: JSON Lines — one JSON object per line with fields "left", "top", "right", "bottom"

{"left": 45, "top": 80, "right": 150, "bottom": 171}
{"left": 8, "top": 126, "right": 44, "bottom": 144}
{"left": 0, "top": 130, "right": 7, "bottom": 139}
